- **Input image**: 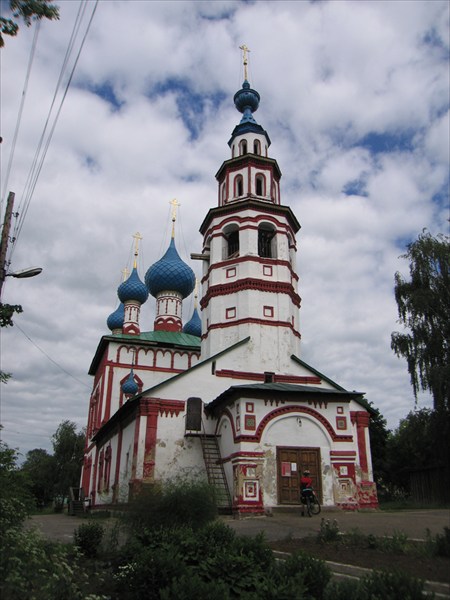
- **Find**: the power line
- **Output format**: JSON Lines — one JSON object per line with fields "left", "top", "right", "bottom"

{"left": 7, "top": 0, "right": 100, "bottom": 266}
{"left": 13, "top": 321, "right": 91, "bottom": 389}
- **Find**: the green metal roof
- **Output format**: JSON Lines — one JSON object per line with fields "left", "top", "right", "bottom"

{"left": 89, "top": 330, "right": 201, "bottom": 374}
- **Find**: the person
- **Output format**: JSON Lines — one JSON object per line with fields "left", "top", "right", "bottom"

{"left": 300, "top": 469, "right": 313, "bottom": 516}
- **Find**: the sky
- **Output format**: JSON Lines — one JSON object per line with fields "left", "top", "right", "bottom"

{"left": 0, "top": 0, "right": 448, "bottom": 459}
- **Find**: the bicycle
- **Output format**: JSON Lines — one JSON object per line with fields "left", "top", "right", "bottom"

{"left": 301, "top": 488, "right": 321, "bottom": 517}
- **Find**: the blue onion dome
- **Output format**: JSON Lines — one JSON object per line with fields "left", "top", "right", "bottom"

{"left": 234, "top": 80, "right": 260, "bottom": 124}
{"left": 118, "top": 267, "right": 149, "bottom": 304}
{"left": 145, "top": 238, "right": 195, "bottom": 299}
{"left": 183, "top": 307, "right": 201, "bottom": 337}
{"left": 107, "top": 302, "right": 125, "bottom": 331}
{"left": 122, "top": 369, "right": 138, "bottom": 396}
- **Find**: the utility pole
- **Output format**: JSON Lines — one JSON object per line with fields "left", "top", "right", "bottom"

{"left": 0, "top": 191, "right": 15, "bottom": 299}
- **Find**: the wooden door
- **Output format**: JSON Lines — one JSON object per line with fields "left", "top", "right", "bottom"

{"left": 277, "top": 447, "right": 322, "bottom": 504}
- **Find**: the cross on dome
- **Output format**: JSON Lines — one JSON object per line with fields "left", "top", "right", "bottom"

{"left": 132, "top": 232, "right": 143, "bottom": 268}
{"left": 239, "top": 44, "right": 250, "bottom": 81}
{"left": 170, "top": 198, "right": 180, "bottom": 238}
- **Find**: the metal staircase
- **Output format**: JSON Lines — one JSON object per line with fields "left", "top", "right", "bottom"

{"left": 201, "top": 435, "right": 232, "bottom": 514}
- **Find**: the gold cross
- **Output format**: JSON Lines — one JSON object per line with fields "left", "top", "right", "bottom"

{"left": 132, "top": 232, "right": 143, "bottom": 268}
{"left": 170, "top": 198, "right": 180, "bottom": 238}
{"left": 121, "top": 267, "right": 129, "bottom": 281}
{"left": 239, "top": 44, "right": 250, "bottom": 80}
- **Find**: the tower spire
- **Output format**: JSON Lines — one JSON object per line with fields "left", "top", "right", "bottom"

{"left": 239, "top": 44, "right": 250, "bottom": 81}
{"left": 169, "top": 198, "right": 180, "bottom": 239}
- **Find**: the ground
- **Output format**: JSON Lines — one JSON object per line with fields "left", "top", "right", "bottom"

{"left": 268, "top": 536, "right": 450, "bottom": 584}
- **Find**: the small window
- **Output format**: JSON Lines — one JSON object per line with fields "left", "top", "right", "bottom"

{"left": 253, "top": 140, "right": 261, "bottom": 155}
{"left": 256, "top": 174, "right": 265, "bottom": 196}
{"left": 264, "top": 372, "right": 275, "bottom": 383}
{"left": 240, "top": 140, "right": 247, "bottom": 155}
{"left": 234, "top": 175, "right": 243, "bottom": 197}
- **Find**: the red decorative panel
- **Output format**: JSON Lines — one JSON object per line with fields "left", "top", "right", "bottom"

{"left": 263, "top": 305, "right": 274, "bottom": 317}
{"left": 226, "top": 307, "right": 236, "bottom": 319}
{"left": 263, "top": 265, "right": 273, "bottom": 276}
{"left": 245, "top": 415, "right": 256, "bottom": 430}
{"left": 246, "top": 402, "right": 254, "bottom": 413}
{"left": 226, "top": 267, "right": 236, "bottom": 278}
{"left": 336, "top": 416, "right": 347, "bottom": 430}
{"left": 337, "top": 406, "right": 344, "bottom": 414}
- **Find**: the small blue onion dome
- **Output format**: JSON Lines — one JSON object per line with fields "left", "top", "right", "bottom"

{"left": 107, "top": 302, "right": 125, "bottom": 331}
{"left": 122, "top": 369, "right": 138, "bottom": 396}
{"left": 145, "top": 238, "right": 195, "bottom": 299}
{"left": 183, "top": 307, "right": 201, "bottom": 337}
{"left": 234, "top": 80, "right": 260, "bottom": 124}
{"left": 118, "top": 267, "right": 149, "bottom": 304}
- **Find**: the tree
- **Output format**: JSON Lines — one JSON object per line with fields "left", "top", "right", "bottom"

{"left": 21, "top": 448, "right": 56, "bottom": 506}
{"left": 0, "top": 0, "right": 59, "bottom": 47}
{"left": 0, "top": 303, "right": 23, "bottom": 382}
{"left": 0, "top": 437, "right": 33, "bottom": 532}
{"left": 51, "top": 420, "right": 85, "bottom": 502}
{"left": 391, "top": 231, "right": 450, "bottom": 412}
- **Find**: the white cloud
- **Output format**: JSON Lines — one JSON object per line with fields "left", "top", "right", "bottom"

{"left": 1, "top": 0, "right": 447, "bottom": 456}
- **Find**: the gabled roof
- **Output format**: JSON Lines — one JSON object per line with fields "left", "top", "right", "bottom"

{"left": 88, "top": 330, "right": 201, "bottom": 375}
{"left": 206, "top": 382, "right": 365, "bottom": 416}
{"left": 290, "top": 355, "right": 347, "bottom": 391}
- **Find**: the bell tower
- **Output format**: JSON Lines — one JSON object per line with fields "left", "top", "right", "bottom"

{"left": 197, "top": 48, "right": 302, "bottom": 373}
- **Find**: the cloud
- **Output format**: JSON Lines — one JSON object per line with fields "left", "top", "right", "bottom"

{"left": 1, "top": 0, "right": 447, "bottom": 457}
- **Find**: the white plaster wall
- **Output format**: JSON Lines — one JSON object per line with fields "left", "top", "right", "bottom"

{"left": 261, "top": 413, "right": 333, "bottom": 507}
{"left": 154, "top": 413, "right": 206, "bottom": 482}
{"left": 117, "top": 422, "right": 136, "bottom": 502}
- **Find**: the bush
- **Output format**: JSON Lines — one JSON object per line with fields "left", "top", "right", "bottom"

{"left": 280, "top": 551, "right": 331, "bottom": 600}
{"left": 160, "top": 573, "right": 231, "bottom": 600}
{"left": 433, "top": 526, "right": 450, "bottom": 557}
{"left": 73, "top": 521, "right": 105, "bottom": 558}
{"left": 317, "top": 518, "right": 340, "bottom": 543}
{"left": 123, "top": 479, "right": 218, "bottom": 537}
{"left": 0, "top": 526, "right": 109, "bottom": 600}
{"left": 362, "top": 569, "right": 430, "bottom": 599}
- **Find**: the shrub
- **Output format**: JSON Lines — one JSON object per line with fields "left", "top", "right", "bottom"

{"left": 280, "top": 551, "right": 331, "bottom": 600}
{"left": 317, "top": 518, "right": 340, "bottom": 543}
{"left": 160, "top": 573, "right": 231, "bottom": 600}
{"left": 324, "top": 578, "right": 365, "bottom": 600}
{"left": 123, "top": 479, "right": 217, "bottom": 537}
{"left": 0, "top": 526, "right": 109, "bottom": 600}
{"left": 362, "top": 569, "right": 431, "bottom": 599}
{"left": 73, "top": 521, "right": 105, "bottom": 558}
{"left": 433, "top": 526, "right": 450, "bottom": 557}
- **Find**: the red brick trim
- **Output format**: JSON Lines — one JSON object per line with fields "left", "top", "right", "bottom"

{"left": 200, "top": 278, "right": 300, "bottom": 309}
{"left": 215, "top": 369, "right": 321, "bottom": 385}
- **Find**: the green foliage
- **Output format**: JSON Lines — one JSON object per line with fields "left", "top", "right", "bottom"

{"left": 0, "top": 0, "right": 59, "bottom": 47}
{"left": 426, "top": 527, "right": 450, "bottom": 558}
{"left": 21, "top": 448, "right": 56, "bottom": 506}
{"left": 0, "top": 439, "right": 33, "bottom": 533}
{"left": 0, "top": 302, "right": 22, "bottom": 327}
{"left": 386, "top": 408, "right": 450, "bottom": 494}
{"left": 391, "top": 230, "right": 450, "bottom": 412}
{"left": 123, "top": 479, "right": 218, "bottom": 535}
{"left": 317, "top": 518, "right": 340, "bottom": 543}
{"left": 325, "top": 569, "right": 432, "bottom": 600}
{"left": 281, "top": 551, "right": 331, "bottom": 600}
{"left": 51, "top": 420, "right": 85, "bottom": 501}
{"left": 0, "top": 526, "right": 109, "bottom": 600}
{"left": 362, "top": 568, "right": 431, "bottom": 599}
{"left": 160, "top": 573, "right": 231, "bottom": 600}
{"left": 73, "top": 522, "right": 105, "bottom": 558}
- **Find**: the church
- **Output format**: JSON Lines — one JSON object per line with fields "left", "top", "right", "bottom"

{"left": 80, "top": 55, "right": 378, "bottom": 515}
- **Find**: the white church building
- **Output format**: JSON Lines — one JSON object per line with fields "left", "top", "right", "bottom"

{"left": 80, "top": 63, "right": 378, "bottom": 515}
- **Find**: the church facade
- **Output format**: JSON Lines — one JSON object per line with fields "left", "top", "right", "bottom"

{"left": 80, "top": 69, "right": 378, "bottom": 514}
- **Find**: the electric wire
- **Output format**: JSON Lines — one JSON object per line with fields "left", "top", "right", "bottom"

{"left": 13, "top": 321, "right": 91, "bottom": 388}
{"left": 7, "top": 0, "right": 99, "bottom": 267}
{"left": 0, "top": 22, "right": 40, "bottom": 212}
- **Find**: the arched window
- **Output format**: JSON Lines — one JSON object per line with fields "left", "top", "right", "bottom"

{"left": 255, "top": 174, "right": 265, "bottom": 197}
{"left": 271, "top": 181, "right": 277, "bottom": 202}
{"left": 223, "top": 224, "right": 240, "bottom": 259}
{"left": 253, "top": 139, "right": 261, "bottom": 155}
{"left": 234, "top": 175, "right": 244, "bottom": 197}
{"left": 221, "top": 183, "right": 226, "bottom": 204}
{"left": 239, "top": 140, "right": 247, "bottom": 155}
{"left": 258, "top": 223, "right": 276, "bottom": 258}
